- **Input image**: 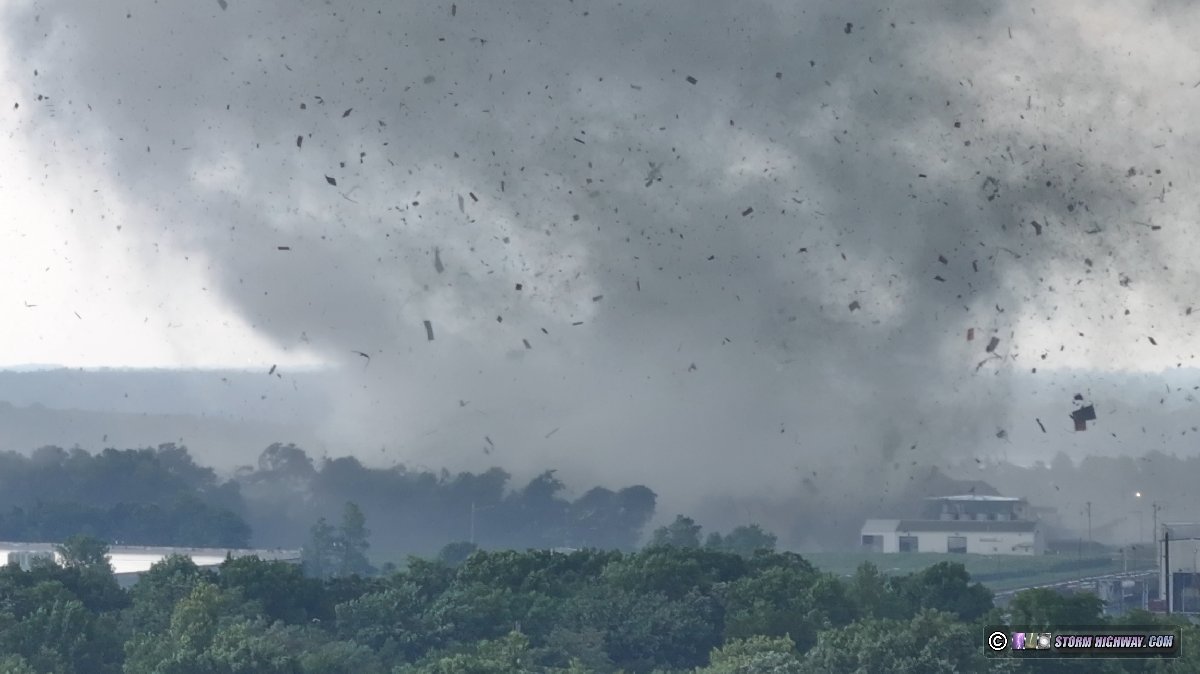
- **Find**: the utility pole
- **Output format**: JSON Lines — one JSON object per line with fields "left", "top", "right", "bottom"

{"left": 1086, "top": 501, "right": 1092, "bottom": 550}
{"left": 1164, "top": 526, "right": 1171, "bottom": 615}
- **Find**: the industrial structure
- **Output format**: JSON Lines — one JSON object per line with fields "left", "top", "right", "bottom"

{"left": 861, "top": 495, "right": 1044, "bottom": 555}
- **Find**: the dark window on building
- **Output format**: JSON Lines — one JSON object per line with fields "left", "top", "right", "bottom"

{"left": 861, "top": 535, "right": 883, "bottom": 552}
{"left": 899, "top": 535, "right": 918, "bottom": 552}
{"left": 948, "top": 536, "right": 968, "bottom": 554}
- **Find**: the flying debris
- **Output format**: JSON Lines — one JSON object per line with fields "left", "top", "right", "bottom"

{"left": 268, "top": 365, "right": 276, "bottom": 375}
{"left": 848, "top": 300, "right": 860, "bottom": 312}
{"left": 216, "top": 0, "right": 227, "bottom": 9}
{"left": 342, "top": 108, "right": 352, "bottom": 118}
{"left": 985, "top": 336, "right": 1000, "bottom": 353}
{"left": 967, "top": 328, "right": 975, "bottom": 341}
{"left": 433, "top": 247, "right": 444, "bottom": 273}
{"left": 592, "top": 295, "right": 603, "bottom": 303}
{"left": 325, "top": 175, "right": 337, "bottom": 186}
{"left": 572, "top": 321, "right": 584, "bottom": 326}
{"left": 1036, "top": 418, "right": 1047, "bottom": 433}
{"left": 645, "top": 162, "right": 662, "bottom": 187}
{"left": 23, "top": 301, "right": 36, "bottom": 308}
{"left": 277, "top": 246, "right": 291, "bottom": 251}
{"left": 485, "top": 436, "right": 493, "bottom": 447}
{"left": 296, "top": 135, "right": 302, "bottom": 149}
{"left": 688, "top": 363, "right": 698, "bottom": 372}
{"left": 1071, "top": 404, "right": 1097, "bottom": 431}
{"left": 1148, "top": 336, "right": 1158, "bottom": 345}
{"left": 74, "top": 312, "right": 81, "bottom": 319}
{"left": 523, "top": 338, "right": 532, "bottom": 349}
{"left": 741, "top": 207, "right": 754, "bottom": 216}
{"left": 352, "top": 350, "right": 371, "bottom": 365}
{"left": 685, "top": 75, "right": 698, "bottom": 85}
{"left": 424, "top": 320, "right": 435, "bottom": 341}
{"left": 544, "top": 427, "right": 560, "bottom": 439}
{"left": 451, "top": 3, "right": 456, "bottom": 16}
{"left": 933, "top": 275, "right": 945, "bottom": 282}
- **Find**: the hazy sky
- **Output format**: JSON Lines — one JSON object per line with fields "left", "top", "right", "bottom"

{"left": 4, "top": 0, "right": 1200, "bottom": 515}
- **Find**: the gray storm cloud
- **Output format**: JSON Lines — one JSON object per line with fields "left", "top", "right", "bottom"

{"left": 7, "top": 0, "right": 1200, "bottom": 536}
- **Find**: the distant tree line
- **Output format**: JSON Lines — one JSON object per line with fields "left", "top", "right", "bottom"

{"left": 0, "top": 443, "right": 659, "bottom": 559}
{"left": 2, "top": 535, "right": 1197, "bottom": 673}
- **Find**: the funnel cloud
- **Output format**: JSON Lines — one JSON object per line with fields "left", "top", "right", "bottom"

{"left": 5, "top": 1, "right": 1200, "bottom": 539}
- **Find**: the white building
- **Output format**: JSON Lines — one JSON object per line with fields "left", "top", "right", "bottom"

{"left": 0, "top": 541, "right": 301, "bottom": 587}
{"left": 860, "top": 495, "right": 1045, "bottom": 556}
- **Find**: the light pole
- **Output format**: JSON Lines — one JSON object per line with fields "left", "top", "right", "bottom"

{"left": 469, "top": 502, "right": 496, "bottom": 546}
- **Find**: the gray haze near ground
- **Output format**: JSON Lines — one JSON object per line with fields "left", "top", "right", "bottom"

{"left": 7, "top": 1, "right": 1200, "bottom": 545}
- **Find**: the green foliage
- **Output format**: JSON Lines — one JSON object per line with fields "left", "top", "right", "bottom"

{"left": 55, "top": 534, "right": 112, "bottom": 571}
{"left": 1007, "top": 587, "right": 1105, "bottom": 628}
{"left": 699, "top": 635, "right": 803, "bottom": 674}
{"left": 302, "top": 502, "right": 375, "bottom": 579}
{"left": 602, "top": 546, "right": 747, "bottom": 600}
{"left": 799, "top": 609, "right": 990, "bottom": 674}
{"left": 437, "top": 542, "right": 478, "bottom": 567}
{"left": 218, "top": 555, "right": 326, "bottom": 625}
{"left": 705, "top": 525, "right": 778, "bottom": 558}
{"left": 649, "top": 515, "right": 703, "bottom": 548}
{"left": 889, "top": 561, "right": 994, "bottom": 621}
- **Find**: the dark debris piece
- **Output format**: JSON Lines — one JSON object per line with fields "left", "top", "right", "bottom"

{"left": 296, "top": 135, "right": 303, "bottom": 149}
{"left": 424, "top": 320, "right": 435, "bottom": 341}
{"left": 325, "top": 175, "right": 337, "bottom": 186}
{"left": 967, "top": 328, "right": 974, "bottom": 341}
{"left": 572, "top": 321, "right": 584, "bottom": 326}
{"left": 277, "top": 246, "right": 291, "bottom": 251}
{"left": 844, "top": 22, "right": 853, "bottom": 34}
{"left": 937, "top": 254, "right": 947, "bottom": 264}
{"left": 742, "top": 207, "right": 754, "bottom": 216}
{"left": 1036, "top": 418, "right": 1047, "bottom": 433}
{"left": 268, "top": 364, "right": 276, "bottom": 375}
{"left": 342, "top": 108, "right": 352, "bottom": 118}
{"left": 523, "top": 338, "right": 532, "bottom": 349}
{"left": 592, "top": 295, "right": 603, "bottom": 302}
{"left": 933, "top": 275, "right": 946, "bottom": 282}
{"left": 217, "top": 0, "right": 227, "bottom": 9}
{"left": 985, "top": 336, "right": 1000, "bottom": 353}
{"left": 1074, "top": 393, "right": 1083, "bottom": 401}
{"left": 433, "top": 247, "right": 444, "bottom": 273}
{"left": 1148, "top": 336, "right": 1158, "bottom": 345}
{"left": 849, "top": 300, "right": 860, "bottom": 312}
{"left": 686, "top": 75, "right": 698, "bottom": 84}
{"left": 688, "top": 363, "right": 698, "bottom": 372}
{"left": 1071, "top": 404, "right": 1097, "bottom": 433}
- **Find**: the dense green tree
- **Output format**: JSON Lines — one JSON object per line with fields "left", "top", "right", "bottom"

{"left": 698, "top": 635, "right": 804, "bottom": 674}
{"left": 648, "top": 515, "right": 703, "bottom": 548}
{"left": 602, "top": 546, "right": 747, "bottom": 600}
{"left": 218, "top": 555, "right": 325, "bottom": 625}
{"left": 337, "top": 502, "right": 374, "bottom": 577}
{"left": 890, "top": 561, "right": 993, "bottom": 621}
{"left": 799, "top": 609, "right": 994, "bottom": 674}
{"left": 55, "top": 534, "right": 112, "bottom": 571}
{"left": 437, "top": 541, "right": 479, "bottom": 567}
{"left": 302, "top": 517, "right": 338, "bottom": 578}
{"left": 1007, "top": 587, "right": 1105, "bottom": 628}
{"left": 705, "top": 524, "right": 778, "bottom": 557}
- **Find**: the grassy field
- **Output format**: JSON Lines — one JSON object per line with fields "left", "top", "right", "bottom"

{"left": 803, "top": 552, "right": 1156, "bottom": 592}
